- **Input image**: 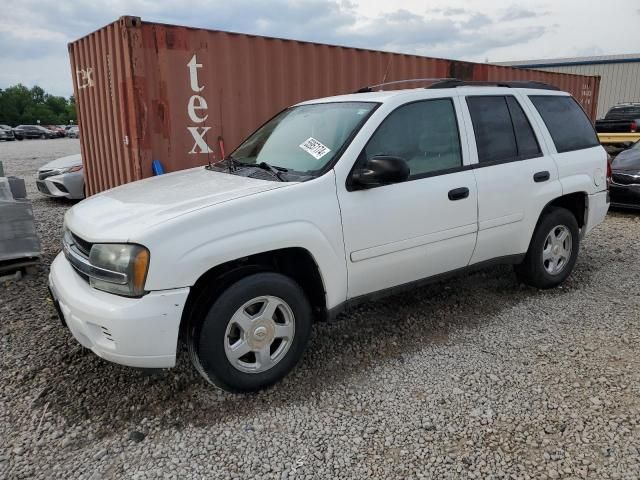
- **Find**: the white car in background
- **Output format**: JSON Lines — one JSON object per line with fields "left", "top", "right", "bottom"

{"left": 36, "top": 154, "right": 85, "bottom": 200}
{"left": 67, "top": 126, "right": 80, "bottom": 139}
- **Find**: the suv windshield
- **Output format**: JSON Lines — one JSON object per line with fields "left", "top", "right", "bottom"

{"left": 231, "top": 102, "right": 377, "bottom": 175}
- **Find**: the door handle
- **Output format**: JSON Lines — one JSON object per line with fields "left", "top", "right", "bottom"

{"left": 533, "top": 171, "right": 550, "bottom": 183}
{"left": 448, "top": 187, "right": 469, "bottom": 201}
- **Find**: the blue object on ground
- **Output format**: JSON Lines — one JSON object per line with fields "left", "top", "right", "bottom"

{"left": 152, "top": 160, "right": 165, "bottom": 176}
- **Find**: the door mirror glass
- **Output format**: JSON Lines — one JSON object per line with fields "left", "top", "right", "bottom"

{"left": 352, "top": 155, "right": 410, "bottom": 188}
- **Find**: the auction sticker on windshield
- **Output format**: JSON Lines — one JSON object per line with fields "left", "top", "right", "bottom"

{"left": 299, "top": 137, "right": 331, "bottom": 160}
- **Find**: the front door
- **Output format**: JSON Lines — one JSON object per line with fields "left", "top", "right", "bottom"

{"left": 337, "top": 97, "right": 479, "bottom": 299}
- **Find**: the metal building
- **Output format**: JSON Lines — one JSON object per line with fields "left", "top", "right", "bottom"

{"left": 498, "top": 54, "right": 640, "bottom": 119}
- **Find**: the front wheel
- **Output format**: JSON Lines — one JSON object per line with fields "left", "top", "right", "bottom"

{"left": 188, "top": 272, "right": 313, "bottom": 392}
{"left": 515, "top": 207, "right": 579, "bottom": 289}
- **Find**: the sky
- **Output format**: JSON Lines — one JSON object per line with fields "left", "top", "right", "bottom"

{"left": 1, "top": 0, "right": 638, "bottom": 98}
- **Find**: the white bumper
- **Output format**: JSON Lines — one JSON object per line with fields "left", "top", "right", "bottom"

{"left": 585, "top": 190, "right": 610, "bottom": 236}
{"left": 49, "top": 253, "right": 189, "bottom": 368}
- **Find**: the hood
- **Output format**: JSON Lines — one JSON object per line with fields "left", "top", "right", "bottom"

{"left": 40, "top": 154, "right": 82, "bottom": 170}
{"left": 65, "top": 167, "right": 292, "bottom": 242}
{"left": 612, "top": 145, "right": 640, "bottom": 172}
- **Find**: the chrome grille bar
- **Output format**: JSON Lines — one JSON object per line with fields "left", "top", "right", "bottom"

{"left": 62, "top": 231, "right": 128, "bottom": 285}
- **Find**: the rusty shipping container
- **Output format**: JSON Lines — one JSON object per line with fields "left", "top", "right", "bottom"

{"left": 69, "top": 16, "right": 601, "bottom": 195}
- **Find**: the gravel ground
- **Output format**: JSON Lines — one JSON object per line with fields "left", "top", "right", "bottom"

{"left": 1, "top": 139, "right": 639, "bottom": 479}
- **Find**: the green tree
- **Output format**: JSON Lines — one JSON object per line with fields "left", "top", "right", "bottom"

{"left": 0, "top": 84, "right": 77, "bottom": 126}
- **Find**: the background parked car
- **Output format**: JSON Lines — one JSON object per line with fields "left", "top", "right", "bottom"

{"left": 14, "top": 125, "right": 57, "bottom": 139}
{"left": 609, "top": 141, "right": 640, "bottom": 208}
{"left": 36, "top": 153, "right": 85, "bottom": 200}
{"left": 596, "top": 103, "right": 640, "bottom": 133}
{"left": 45, "top": 125, "right": 66, "bottom": 138}
{"left": 67, "top": 126, "right": 80, "bottom": 139}
{"left": 0, "top": 124, "right": 15, "bottom": 141}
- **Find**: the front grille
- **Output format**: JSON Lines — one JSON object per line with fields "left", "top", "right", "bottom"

{"left": 612, "top": 173, "right": 640, "bottom": 186}
{"left": 71, "top": 232, "right": 93, "bottom": 257}
{"left": 38, "top": 169, "right": 59, "bottom": 180}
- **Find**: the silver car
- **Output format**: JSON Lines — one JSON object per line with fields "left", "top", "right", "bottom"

{"left": 36, "top": 154, "right": 85, "bottom": 200}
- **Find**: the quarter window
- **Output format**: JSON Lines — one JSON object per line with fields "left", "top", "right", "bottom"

{"left": 363, "top": 98, "right": 462, "bottom": 179}
{"left": 506, "top": 96, "right": 541, "bottom": 158}
{"left": 529, "top": 95, "right": 599, "bottom": 153}
{"left": 466, "top": 95, "right": 541, "bottom": 164}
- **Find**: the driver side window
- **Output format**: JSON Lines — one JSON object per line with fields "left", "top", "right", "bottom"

{"left": 364, "top": 98, "right": 463, "bottom": 179}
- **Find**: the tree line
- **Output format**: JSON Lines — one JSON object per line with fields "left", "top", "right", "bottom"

{"left": 0, "top": 84, "right": 77, "bottom": 126}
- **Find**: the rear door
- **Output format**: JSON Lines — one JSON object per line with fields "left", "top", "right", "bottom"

{"left": 460, "top": 93, "right": 562, "bottom": 263}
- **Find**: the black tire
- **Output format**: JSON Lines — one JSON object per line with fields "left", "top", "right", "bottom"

{"left": 515, "top": 207, "right": 579, "bottom": 289}
{"left": 188, "top": 272, "right": 312, "bottom": 392}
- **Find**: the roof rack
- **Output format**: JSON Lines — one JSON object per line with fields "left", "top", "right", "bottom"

{"left": 355, "top": 78, "right": 459, "bottom": 93}
{"left": 427, "top": 80, "right": 560, "bottom": 90}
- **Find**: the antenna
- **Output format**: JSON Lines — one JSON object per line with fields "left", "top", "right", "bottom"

{"left": 380, "top": 56, "right": 392, "bottom": 85}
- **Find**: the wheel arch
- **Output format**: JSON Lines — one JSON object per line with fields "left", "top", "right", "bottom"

{"left": 544, "top": 191, "right": 587, "bottom": 229}
{"left": 179, "top": 247, "right": 328, "bottom": 341}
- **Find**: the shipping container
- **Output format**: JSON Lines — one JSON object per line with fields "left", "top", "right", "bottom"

{"left": 69, "top": 16, "right": 601, "bottom": 195}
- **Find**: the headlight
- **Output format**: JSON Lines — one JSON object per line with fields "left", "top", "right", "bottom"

{"left": 60, "top": 165, "right": 83, "bottom": 174}
{"left": 88, "top": 244, "right": 150, "bottom": 297}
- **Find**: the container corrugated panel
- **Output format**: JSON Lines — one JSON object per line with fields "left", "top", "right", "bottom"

{"left": 69, "top": 16, "right": 601, "bottom": 195}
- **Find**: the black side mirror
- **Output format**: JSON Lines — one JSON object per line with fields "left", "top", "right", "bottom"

{"left": 351, "top": 155, "right": 410, "bottom": 188}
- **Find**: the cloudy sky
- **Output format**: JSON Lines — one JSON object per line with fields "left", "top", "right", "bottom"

{"left": 1, "top": 0, "right": 638, "bottom": 97}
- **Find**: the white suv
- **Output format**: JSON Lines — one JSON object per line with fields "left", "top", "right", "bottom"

{"left": 49, "top": 81, "right": 609, "bottom": 392}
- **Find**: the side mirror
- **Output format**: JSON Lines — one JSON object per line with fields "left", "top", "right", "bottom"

{"left": 351, "top": 155, "right": 410, "bottom": 188}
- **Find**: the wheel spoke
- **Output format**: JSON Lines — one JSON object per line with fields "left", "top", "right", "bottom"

{"left": 542, "top": 245, "right": 553, "bottom": 262}
{"left": 274, "top": 323, "right": 294, "bottom": 339}
{"left": 255, "top": 346, "right": 274, "bottom": 369}
{"left": 557, "top": 228, "right": 569, "bottom": 245}
{"left": 260, "top": 297, "right": 280, "bottom": 321}
{"left": 230, "top": 308, "right": 253, "bottom": 332}
{"left": 227, "top": 339, "right": 251, "bottom": 361}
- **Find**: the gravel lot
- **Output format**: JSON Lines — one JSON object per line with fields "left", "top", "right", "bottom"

{"left": 1, "top": 139, "right": 639, "bottom": 479}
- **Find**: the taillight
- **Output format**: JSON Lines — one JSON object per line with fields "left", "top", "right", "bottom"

{"left": 631, "top": 120, "right": 638, "bottom": 133}
{"left": 606, "top": 153, "right": 612, "bottom": 189}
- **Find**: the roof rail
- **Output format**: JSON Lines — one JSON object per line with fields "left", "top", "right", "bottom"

{"left": 427, "top": 80, "right": 560, "bottom": 90}
{"left": 355, "top": 78, "right": 459, "bottom": 93}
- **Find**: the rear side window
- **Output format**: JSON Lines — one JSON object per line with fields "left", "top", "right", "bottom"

{"left": 529, "top": 96, "right": 599, "bottom": 153}
{"left": 466, "top": 96, "right": 540, "bottom": 163}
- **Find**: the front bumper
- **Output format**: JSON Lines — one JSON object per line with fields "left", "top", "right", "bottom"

{"left": 609, "top": 183, "right": 640, "bottom": 209}
{"left": 49, "top": 252, "right": 189, "bottom": 368}
{"left": 36, "top": 172, "right": 84, "bottom": 200}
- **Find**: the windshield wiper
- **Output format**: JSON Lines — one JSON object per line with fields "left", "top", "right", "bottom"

{"left": 226, "top": 154, "right": 245, "bottom": 172}
{"left": 255, "top": 161, "right": 287, "bottom": 182}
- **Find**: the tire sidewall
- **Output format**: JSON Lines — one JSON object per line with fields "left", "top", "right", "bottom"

{"left": 530, "top": 208, "right": 580, "bottom": 287}
{"left": 195, "top": 272, "right": 312, "bottom": 392}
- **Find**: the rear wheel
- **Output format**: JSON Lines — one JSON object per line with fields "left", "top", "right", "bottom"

{"left": 515, "top": 207, "right": 579, "bottom": 289}
{"left": 188, "top": 272, "right": 312, "bottom": 392}
{"left": 40, "top": 134, "right": 46, "bottom": 139}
